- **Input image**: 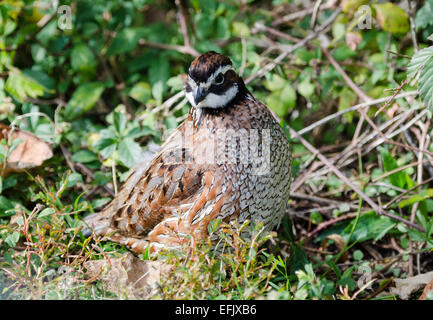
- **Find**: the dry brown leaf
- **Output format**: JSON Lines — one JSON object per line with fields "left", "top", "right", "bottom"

{"left": 389, "top": 271, "right": 433, "bottom": 300}
{"left": 0, "top": 123, "right": 53, "bottom": 175}
{"left": 419, "top": 278, "right": 433, "bottom": 300}
{"left": 345, "top": 31, "right": 362, "bottom": 50}
{"left": 385, "top": 102, "right": 400, "bottom": 119}
{"left": 83, "top": 252, "right": 170, "bottom": 299}
{"left": 321, "top": 234, "right": 348, "bottom": 262}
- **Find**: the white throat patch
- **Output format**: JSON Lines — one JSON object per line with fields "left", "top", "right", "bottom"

{"left": 185, "top": 65, "right": 238, "bottom": 110}
{"left": 197, "top": 85, "right": 238, "bottom": 109}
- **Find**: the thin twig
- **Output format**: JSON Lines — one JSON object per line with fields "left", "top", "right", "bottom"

{"left": 297, "top": 91, "right": 418, "bottom": 136}
{"left": 407, "top": 0, "right": 419, "bottom": 52}
{"left": 409, "top": 119, "right": 430, "bottom": 275}
{"left": 322, "top": 46, "right": 433, "bottom": 158}
{"left": 246, "top": 8, "right": 341, "bottom": 84}
{"left": 253, "top": 22, "right": 301, "bottom": 43}
{"left": 310, "top": 0, "right": 323, "bottom": 29}
{"left": 61, "top": 145, "right": 115, "bottom": 197}
{"left": 383, "top": 176, "right": 433, "bottom": 210}
{"left": 288, "top": 125, "right": 425, "bottom": 233}
{"left": 372, "top": 159, "right": 428, "bottom": 183}
{"left": 271, "top": 1, "right": 335, "bottom": 27}
{"left": 375, "top": 79, "right": 408, "bottom": 117}
{"left": 175, "top": 0, "right": 199, "bottom": 56}
{"left": 291, "top": 192, "right": 358, "bottom": 209}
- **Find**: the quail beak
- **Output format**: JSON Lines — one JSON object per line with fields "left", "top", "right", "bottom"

{"left": 194, "top": 86, "right": 207, "bottom": 105}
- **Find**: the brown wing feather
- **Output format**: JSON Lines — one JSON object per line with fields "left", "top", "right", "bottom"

{"left": 85, "top": 120, "right": 220, "bottom": 241}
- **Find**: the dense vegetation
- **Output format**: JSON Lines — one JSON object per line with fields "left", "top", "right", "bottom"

{"left": 0, "top": 0, "right": 432, "bottom": 300}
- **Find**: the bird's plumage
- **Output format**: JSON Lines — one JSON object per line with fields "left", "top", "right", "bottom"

{"left": 84, "top": 51, "right": 292, "bottom": 253}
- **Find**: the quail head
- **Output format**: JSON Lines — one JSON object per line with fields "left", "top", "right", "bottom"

{"left": 84, "top": 51, "right": 292, "bottom": 253}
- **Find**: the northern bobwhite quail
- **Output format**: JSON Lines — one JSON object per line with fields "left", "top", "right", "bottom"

{"left": 84, "top": 51, "right": 292, "bottom": 253}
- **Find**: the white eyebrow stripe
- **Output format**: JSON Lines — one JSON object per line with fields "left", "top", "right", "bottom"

{"left": 188, "top": 75, "right": 197, "bottom": 90}
{"left": 199, "top": 65, "right": 234, "bottom": 89}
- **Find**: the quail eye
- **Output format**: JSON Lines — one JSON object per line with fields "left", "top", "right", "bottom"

{"left": 215, "top": 73, "right": 224, "bottom": 85}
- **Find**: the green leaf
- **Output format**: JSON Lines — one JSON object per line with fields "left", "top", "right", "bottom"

{"left": 71, "top": 44, "right": 96, "bottom": 73}
{"left": 164, "top": 116, "right": 178, "bottom": 130}
{"left": 316, "top": 211, "right": 396, "bottom": 243}
{"left": 107, "top": 28, "right": 145, "bottom": 56}
{"left": 264, "top": 74, "right": 287, "bottom": 91}
{"left": 337, "top": 266, "right": 357, "bottom": 291}
{"left": 399, "top": 189, "right": 433, "bottom": 208}
{"left": 71, "top": 150, "right": 99, "bottom": 163}
{"left": 415, "top": 0, "right": 433, "bottom": 30}
{"left": 149, "top": 58, "right": 169, "bottom": 102}
{"left": 31, "top": 44, "right": 46, "bottom": 63}
{"left": 5, "top": 70, "right": 46, "bottom": 102}
{"left": 338, "top": 87, "right": 357, "bottom": 123}
{"left": 380, "top": 148, "right": 407, "bottom": 189}
{"left": 125, "top": 125, "right": 155, "bottom": 139}
{"left": 407, "top": 46, "right": 433, "bottom": 110}
{"left": 407, "top": 46, "right": 433, "bottom": 81}
{"left": 5, "top": 231, "right": 20, "bottom": 247}
{"left": 418, "top": 56, "right": 433, "bottom": 111}
{"left": 353, "top": 250, "right": 364, "bottom": 261}
{"left": 0, "top": 196, "right": 15, "bottom": 217}
{"left": 341, "top": 0, "right": 369, "bottom": 13}
{"left": 298, "top": 79, "right": 315, "bottom": 98}
{"left": 129, "top": 82, "right": 151, "bottom": 104}
{"left": 408, "top": 228, "right": 427, "bottom": 242}
{"left": 92, "top": 197, "right": 111, "bottom": 209}
{"left": 66, "top": 172, "right": 83, "bottom": 188}
{"left": 113, "top": 112, "right": 127, "bottom": 136}
{"left": 65, "top": 82, "right": 105, "bottom": 120}
{"left": 152, "top": 81, "right": 164, "bottom": 103}
{"left": 232, "top": 21, "right": 250, "bottom": 37}
{"left": 22, "top": 69, "right": 55, "bottom": 93}
{"left": 373, "top": 3, "right": 410, "bottom": 35}
{"left": 39, "top": 208, "right": 56, "bottom": 218}
{"left": 93, "top": 137, "right": 117, "bottom": 159}
{"left": 266, "top": 84, "right": 296, "bottom": 118}
{"left": 118, "top": 138, "right": 142, "bottom": 167}
{"left": 332, "top": 45, "right": 357, "bottom": 61}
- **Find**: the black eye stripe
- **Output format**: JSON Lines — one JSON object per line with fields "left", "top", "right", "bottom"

{"left": 209, "top": 82, "right": 233, "bottom": 94}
